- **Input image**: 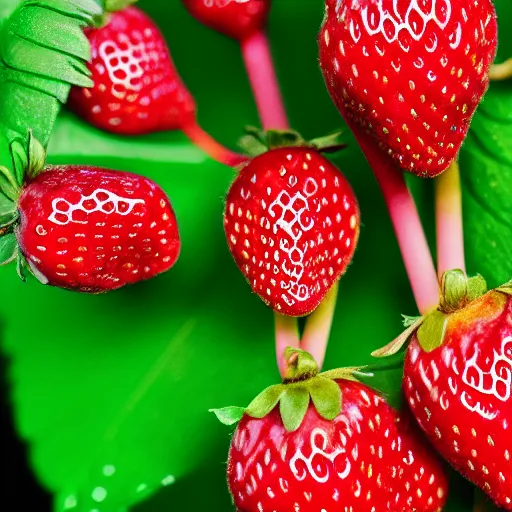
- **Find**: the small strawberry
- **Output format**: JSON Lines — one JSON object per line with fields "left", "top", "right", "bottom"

{"left": 0, "top": 134, "right": 180, "bottom": 292}
{"left": 68, "top": 6, "right": 196, "bottom": 135}
{"left": 318, "top": 0, "right": 498, "bottom": 177}
{"left": 224, "top": 129, "right": 359, "bottom": 317}
{"left": 398, "top": 271, "right": 512, "bottom": 510}
{"left": 212, "top": 348, "right": 449, "bottom": 512}
{"left": 182, "top": 0, "right": 270, "bottom": 42}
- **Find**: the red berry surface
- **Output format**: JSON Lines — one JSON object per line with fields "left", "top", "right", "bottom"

{"left": 16, "top": 166, "right": 180, "bottom": 292}
{"left": 228, "top": 380, "right": 448, "bottom": 512}
{"left": 224, "top": 147, "right": 359, "bottom": 317}
{"left": 404, "top": 292, "right": 512, "bottom": 510}
{"left": 68, "top": 7, "right": 196, "bottom": 135}
{"left": 319, "top": 0, "right": 498, "bottom": 177}
{"left": 182, "top": 0, "right": 270, "bottom": 41}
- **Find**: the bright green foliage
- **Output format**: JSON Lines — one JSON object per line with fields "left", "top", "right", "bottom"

{"left": 0, "top": 1, "right": 509, "bottom": 512}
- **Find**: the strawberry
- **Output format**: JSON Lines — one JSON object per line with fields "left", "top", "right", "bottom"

{"left": 212, "top": 348, "right": 449, "bottom": 512}
{"left": 182, "top": 0, "right": 270, "bottom": 41}
{"left": 0, "top": 135, "right": 180, "bottom": 292}
{"left": 224, "top": 129, "right": 360, "bottom": 317}
{"left": 396, "top": 271, "right": 512, "bottom": 510}
{"left": 68, "top": 6, "right": 196, "bottom": 135}
{"left": 318, "top": 0, "right": 498, "bottom": 177}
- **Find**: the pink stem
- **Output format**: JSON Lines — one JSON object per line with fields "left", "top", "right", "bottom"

{"left": 435, "top": 161, "right": 466, "bottom": 276}
{"left": 182, "top": 122, "right": 247, "bottom": 167}
{"left": 353, "top": 128, "right": 439, "bottom": 314}
{"left": 241, "top": 30, "right": 289, "bottom": 130}
{"left": 274, "top": 314, "right": 301, "bottom": 377}
{"left": 301, "top": 283, "right": 339, "bottom": 371}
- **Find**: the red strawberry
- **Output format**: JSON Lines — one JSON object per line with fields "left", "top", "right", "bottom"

{"left": 224, "top": 130, "right": 359, "bottom": 317}
{"left": 182, "top": 0, "right": 270, "bottom": 41}
{"left": 400, "top": 272, "right": 512, "bottom": 509}
{"left": 13, "top": 165, "right": 180, "bottom": 292}
{"left": 318, "top": 0, "right": 498, "bottom": 177}
{"left": 68, "top": 6, "right": 196, "bottom": 135}
{"left": 213, "top": 348, "right": 449, "bottom": 512}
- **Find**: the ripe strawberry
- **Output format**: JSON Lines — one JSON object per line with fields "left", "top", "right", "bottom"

{"left": 318, "top": 0, "right": 498, "bottom": 177}
{"left": 0, "top": 144, "right": 180, "bottom": 293}
{"left": 182, "top": 0, "right": 270, "bottom": 41}
{"left": 212, "top": 348, "right": 449, "bottom": 512}
{"left": 224, "top": 130, "right": 360, "bottom": 317}
{"left": 398, "top": 272, "right": 512, "bottom": 509}
{"left": 68, "top": 6, "right": 196, "bottom": 135}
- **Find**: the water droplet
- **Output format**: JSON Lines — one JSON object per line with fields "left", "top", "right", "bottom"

{"left": 63, "top": 495, "right": 77, "bottom": 509}
{"left": 92, "top": 487, "right": 107, "bottom": 503}
{"left": 103, "top": 465, "right": 116, "bottom": 477}
{"left": 161, "top": 475, "right": 176, "bottom": 487}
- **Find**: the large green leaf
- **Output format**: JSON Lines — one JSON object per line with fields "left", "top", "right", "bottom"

{"left": 461, "top": 0, "right": 512, "bottom": 288}
{"left": 0, "top": 0, "right": 101, "bottom": 172}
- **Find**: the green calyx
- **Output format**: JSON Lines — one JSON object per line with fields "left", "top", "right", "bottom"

{"left": 373, "top": 270, "right": 490, "bottom": 357}
{"left": 0, "top": 131, "right": 47, "bottom": 276}
{"left": 238, "top": 126, "right": 347, "bottom": 158}
{"left": 210, "top": 348, "right": 361, "bottom": 432}
{"left": 93, "top": 0, "right": 137, "bottom": 28}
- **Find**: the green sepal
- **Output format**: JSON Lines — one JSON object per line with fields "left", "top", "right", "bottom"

{"left": 371, "top": 315, "right": 425, "bottom": 357}
{"left": 245, "top": 384, "right": 285, "bottom": 418}
{"left": 209, "top": 406, "right": 246, "bottom": 426}
{"left": 26, "top": 130, "right": 46, "bottom": 180}
{"left": 496, "top": 279, "right": 512, "bottom": 296}
{"left": 308, "top": 130, "right": 347, "bottom": 153}
{"left": 0, "top": 165, "right": 21, "bottom": 201}
{"left": 416, "top": 310, "right": 449, "bottom": 352}
{"left": 439, "top": 269, "right": 468, "bottom": 312}
{"left": 10, "top": 138, "right": 27, "bottom": 186}
{"left": 402, "top": 314, "right": 422, "bottom": 328}
{"left": 279, "top": 385, "right": 310, "bottom": 432}
{"left": 467, "top": 274, "right": 488, "bottom": 301}
{"left": 319, "top": 366, "right": 365, "bottom": 381}
{"left": 0, "top": 233, "right": 18, "bottom": 266}
{"left": 283, "top": 347, "right": 318, "bottom": 383}
{"left": 308, "top": 377, "right": 342, "bottom": 421}
{"left": 16, "top": 251, "right": 27, "bottom": 282}
{"left": 238, "top": 126, "right": 347, "bottom": 158}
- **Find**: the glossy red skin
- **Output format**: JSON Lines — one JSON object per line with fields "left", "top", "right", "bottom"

{"left": 182, "top": 0, "right": 270, "bottom": 41}
{"left": 404, "top": 294, "right": 512, "bottom": 510}
{"left": 224, "top": 148, "right": 359, "bottom": 317}
{"left": 319, "top": 0, "right": 497, "bottom": 177}
{"left": 228, "top": 380, "right": 448, "bottom": 512}
{"left": 16, "top": 166, "right": 180, "bottom": 292}
{"left": 68, "top": 7, "right": 196, "bottom": 135}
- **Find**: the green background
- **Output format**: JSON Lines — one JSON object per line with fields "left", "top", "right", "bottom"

{"left": 1, "top": 1, "right": 510, "bottom": 511}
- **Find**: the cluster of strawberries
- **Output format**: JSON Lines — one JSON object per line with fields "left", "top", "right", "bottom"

{"left": 1, "top": 0, "right": 510, "bottom": 511}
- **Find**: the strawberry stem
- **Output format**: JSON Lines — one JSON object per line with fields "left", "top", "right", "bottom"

{"left": 353, "top": 127, "right": 439, "bottom": 314}
{"left": 275, "top": 314, "right": 300, "bottom": 378}
{"left": 489, "top": 57, "right": 512, "bottom": 81}
{"left": 241, "top": 30, "right": 289, "bottom": 130}
{"left": 301, "top": 283, "right": 339, "bottom": 371}
{"left": 182, "top": 122, "right": 247, "bottom": 167}
{"left": 435, "top": 161, "right": 466, "bottom": 276}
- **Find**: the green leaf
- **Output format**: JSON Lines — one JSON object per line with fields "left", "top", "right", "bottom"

{"left": 416, "top": 310, "right": 449, "bottom": 353}
{"left": 307, "top": 377, "right": 341, "bottom": 421}
{"left": 246, "top": 384, "right": 285, "bottom": 419}
{"left": 0, "top": 165, "right": 21, "bottom": 201}
{"left": 209, "top": 407, "right": 246, "bottom": 426}
{"left": 0, "top": 233, "right": 17, "bottom": 265}
{"left": 402, "top": 314, "right": 421, "bottom": 327}
{"left": 0, "top": 0, "right": 101, "bottom": 173}
{"left": 279, "top": 385, "right": 310, "bottom": 432}
{"left": 461, "top": 0, "right": 512, "bottom": 289}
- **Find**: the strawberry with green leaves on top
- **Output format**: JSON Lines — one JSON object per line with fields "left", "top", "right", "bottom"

{"left": 391, "top": 271, "right": 512, "bottom": 510}
{"left": 212, "top": 348, "right": 449, "bottom": 512}
{"left": 224, "top": 129, "right": 360, "bottom": 317}
{"left": 0, "top": 134, "right": 180, "bottom": 292}
{"left": 318, "top": 0, "right": 498, "bottom": 177}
